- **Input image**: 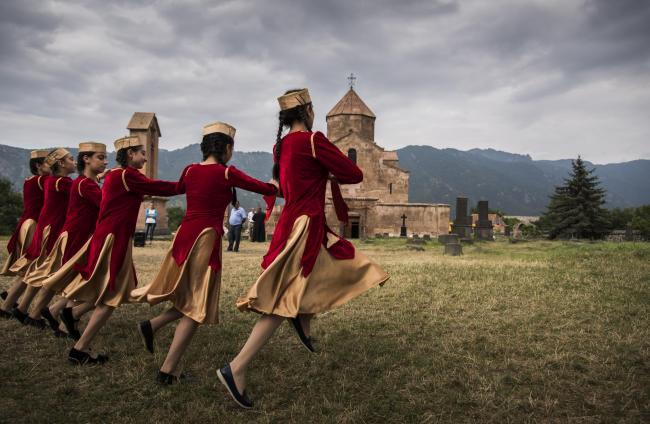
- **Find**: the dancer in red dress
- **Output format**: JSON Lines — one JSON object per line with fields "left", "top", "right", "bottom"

{"left": 217, "top": 89, "right": 389, "bottom": 408}
{"left": 0, "top": 150, "right": 50, "bottom": 318}
{"left": 7, "top": 148, "right": 76, "bottom": 324}
{"left": 132, "top": 122, "right": 277, "bottom": 384}
{"left": 25, "top": 142, "right": 109, "bottom": 338}
{"left": 63, "top": 136, "right": 178, "bottom": 364}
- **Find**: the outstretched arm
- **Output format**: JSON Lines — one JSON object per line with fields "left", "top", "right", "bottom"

{"left": 312, "top": 132, "right": 363, "bottom": 184}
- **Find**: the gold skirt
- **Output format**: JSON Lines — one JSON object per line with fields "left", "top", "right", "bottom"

{"left": 236, "top": 215, "right": 389, "bottom": 317}
{"left": 41, "top": 237, "right": 91, "bottom": 295}
{"left": 131, "top": 228, "right": 222, "bottom": 324}
{"left": 9, "top": 225, "right": 51, "bottom": 277}
{"left": 0, "top": 219, "right": 36, "bottom": 276}
{"left": 23, "top": 232, "right": 69, "bottom": 288}
{"left": 63, "top": 234, "right": 136, "bottom": 308}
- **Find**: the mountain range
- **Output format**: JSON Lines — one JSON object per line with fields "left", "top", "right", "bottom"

{"left": 1, "top": 143, "right": 648, "bottom": 215}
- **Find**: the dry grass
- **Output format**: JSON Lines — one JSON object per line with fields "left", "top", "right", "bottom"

{"left": 0, "top": 237, "right": 649, "bottom": 423}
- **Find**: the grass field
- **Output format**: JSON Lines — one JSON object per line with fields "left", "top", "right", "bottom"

{"left": 0, "top": 237, "right": 649, "bottom": 423}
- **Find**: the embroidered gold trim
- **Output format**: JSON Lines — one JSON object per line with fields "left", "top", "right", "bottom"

{"left": 55, "top": 177, "right": 62, "bottom": 192}
{"left": 77, "top": 178, "right": 84, "bottom": 198}
{"left": 225, "top": 167, "right": 230, "bottom": 180}
{"left": 310, "top": 133, "right": 316, "bottom": 158}
{"left": 37, "top": 176, "right": 44, "bottom": 191}
{"left": 121, "top": 169, "right": 130, "bottom": 192}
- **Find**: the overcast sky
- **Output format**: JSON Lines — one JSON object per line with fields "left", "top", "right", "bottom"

{"left": 1, "top": 0, "right": 649, "bottom": 164}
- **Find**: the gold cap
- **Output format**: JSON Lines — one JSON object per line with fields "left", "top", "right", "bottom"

{"left": 277, "top": 88, "right": 311, "bottom": 111}
{"left": 78, "top": 142, "right": 107, "bottom": 153}
{"left": 45, "top": 148, "right": 71, "bottom": 166}
{"left": 202, "top": 121, "right": 236, "bottom": 138}
{"left": 30, "top": 150, "right": 50, "bottom": 159}
{"left": 114, "top": 136, "right": 143, "bottom": 151}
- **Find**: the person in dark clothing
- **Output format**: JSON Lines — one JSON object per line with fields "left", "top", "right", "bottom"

{"left": 252, "top": 207, "right": 266, "bottom": 242}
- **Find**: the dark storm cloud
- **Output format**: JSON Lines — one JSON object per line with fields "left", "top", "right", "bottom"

{"left": 0, "top": 0, "right": 648, "bottom": 163}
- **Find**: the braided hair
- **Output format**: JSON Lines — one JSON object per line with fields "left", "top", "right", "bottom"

{"left": 201, "top": 132, "right": 238, "bottom": 206}
{"left": 272, "top": 89, "right": 312, "bottom": 182}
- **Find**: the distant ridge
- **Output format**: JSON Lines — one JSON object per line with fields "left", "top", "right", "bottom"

{"left": 1, "top": 143, "right": 648, "bottom": 215}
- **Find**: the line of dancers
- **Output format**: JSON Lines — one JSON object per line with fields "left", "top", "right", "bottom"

{"left": 0, "top": 88, "right": 389, "bottom": 409}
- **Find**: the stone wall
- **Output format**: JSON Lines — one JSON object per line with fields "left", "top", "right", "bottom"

{"left": 330, "top": 132, "right": 409, "bottom": 203}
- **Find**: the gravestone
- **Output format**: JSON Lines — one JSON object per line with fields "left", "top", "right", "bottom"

{"left": 451, "top": 197, "right": 473, "bottom": 238}
{"left": 423, "top": 234, "right": 431, "bottom": 241}
{"left": 400, "top": 214, "right": 407, "bottom": 237}
{"left": 474, "top": 200, "right": 494, "bottom": 241}
{"left": 444, "top": 242, "right": 462, "bottom": 256}
{"left": 625, "top": 222, "right": 634, "bottom": 242}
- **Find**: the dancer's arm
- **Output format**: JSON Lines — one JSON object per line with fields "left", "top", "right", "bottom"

{"left": 123, "top": 168, "right": 178, "bottom": 197}
{"left": 311, "top": 132, "right": 363, "bottom": 184}
{"left": 226, "top": 166, "right": 278, "bottom": 196}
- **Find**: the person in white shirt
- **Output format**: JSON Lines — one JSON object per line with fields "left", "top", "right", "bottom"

{"left": 145, "top": 202, "right": 157, "bottom": 244}
{"left": 227, "top": 201, "right": 247, "bottom": 252}
{"left": 247, "top": 208, "right": 254, "bottom": 240}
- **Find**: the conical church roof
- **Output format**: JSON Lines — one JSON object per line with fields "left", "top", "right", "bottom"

{"left": 326, "top": 88, "right": 376, "bottom": 118}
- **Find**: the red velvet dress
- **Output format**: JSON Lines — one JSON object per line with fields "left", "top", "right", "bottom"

{"left": 62, "top": 176, "right": 102, "bottom": 263}
{"left": 10, "top": 176, "right": 72, "bottom": 276}
{"left": 1, "top": 175, "right": 44, "bottom": 275}
{"left": 27, "top": 176, "right": 103, "bottom": 289}
{"left": 237, "top": 131, "right": 389, "bottom": 317}
{"left": 132, "top": 163, "right": 277, "bottom": 324}
{"left": 63, "top": 167, "right": 177, "bottom": 307}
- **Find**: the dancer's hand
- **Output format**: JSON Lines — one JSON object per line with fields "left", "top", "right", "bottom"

{"left": 97, "top": 168, "right": 112, "bottom": 181}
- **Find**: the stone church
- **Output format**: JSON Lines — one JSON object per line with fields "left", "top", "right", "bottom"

{"left": 268, "top": 87, "right": 450, "bottom": 239}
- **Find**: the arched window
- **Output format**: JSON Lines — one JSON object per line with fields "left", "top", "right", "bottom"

{"left": 348, "top": 148, "right": 357, "bottom": 164}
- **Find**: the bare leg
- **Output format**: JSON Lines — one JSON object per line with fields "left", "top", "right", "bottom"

{"left": 49, "top": 297, "right": 69, "bottom": 317}
{"left": 28, "top": 289, "right": 56, "bottom": 319}
{"left": 71, "top": 302, "right": 94, "bottom": 319}
{"left": 74, "top": 304, "right": 114, "bottom": 353}
{"left": 229, "top": 314, "right": 284, "bottom": 392}
{"left": 16, "top": 286, "right": 40, "bottom": 314}
{"left": 1, "top": 278, "right": 26, "bottom": 311}
{"left": 150, "top": 307, "right": 184, "bottom": 333}
{"left": 160, "top": 316, "right": 199, "bottom": 375}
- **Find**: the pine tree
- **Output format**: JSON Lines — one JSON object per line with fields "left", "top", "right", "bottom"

{"left": 542, "top": 156, "right": 609, "bottom": 239}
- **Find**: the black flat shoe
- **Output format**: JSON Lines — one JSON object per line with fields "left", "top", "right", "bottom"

{"left": 156, "top": 370, "right": 187, "bottom": 385}
{"left": 217, "top": 364, "right": 253, "bottom": 409}
{"left": 68, "top": 348, "right": 109, "bottom": 365}
{"left": 137, "top": 320, "right": 154, "bottom": 354}
{"left": 41, "top": 308, "right": 59, "bottom": 331}
{"left": 59, "top": 308, "right": 81, "bottom": 341}
{"left": 289, "top": 317, "right": 315, "bottom": 353}
{"left": 24, "top": 316, "right": 46, "bottom": 329}
{"left": 11, "top": 308, "right": 28, "bottom": 325}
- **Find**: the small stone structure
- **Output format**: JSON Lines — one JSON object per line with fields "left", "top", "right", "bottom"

{"left": 128, "top": 112, "right": 169, "bottom": 235}
{"left": 474, "top": 200, "right": 494, "bottom": 241}
{"left": 441, "top": 233, "right": 462, "bottom": 256}
{"left": 451, "top": 197, "right": 473, "bottom": 238}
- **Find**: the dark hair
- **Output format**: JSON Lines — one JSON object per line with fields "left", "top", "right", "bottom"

{"left": 29, "top": 158, "right": 45, "bottom": 176}
{"left": 76, "top": 151, "right": 95, "bottom": 174}
{"left": 116, "top": 146, "right": 143, "bottom": 168}
{"left": 200, "top": 132, "right": 238, "bottom": 206}
{"left": 272, "top": 89, "right": 312, "bottom": 182}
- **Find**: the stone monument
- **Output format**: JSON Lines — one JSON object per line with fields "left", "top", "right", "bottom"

{"left": 128, "top": 112, "right": 170, "bottom": 235}
{"left": 474, "top": 200, "right": 494, "bottom": 240}
{"left": 451, "top": 197, "right": 473, "bottom": 238}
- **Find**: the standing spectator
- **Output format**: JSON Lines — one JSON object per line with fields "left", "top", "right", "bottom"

{"left": 227, "top": 201, "right": 246, "bottom": 252}
{"left": 252, "top": 207, "right": 266, "bottom": 242}
{"left": 247, "top": 208, "right": 255, "bottom": 241}
{"left": 145, "top": 202, "right": 157, "bottom": 244}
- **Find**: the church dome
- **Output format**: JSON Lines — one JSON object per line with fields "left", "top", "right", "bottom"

{"left": 326, "top": 88, "right": 376, "bottom": 118}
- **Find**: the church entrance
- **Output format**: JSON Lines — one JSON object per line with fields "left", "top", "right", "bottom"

{"left": 350, "top": 219, "right": 360, "bottom": 239}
